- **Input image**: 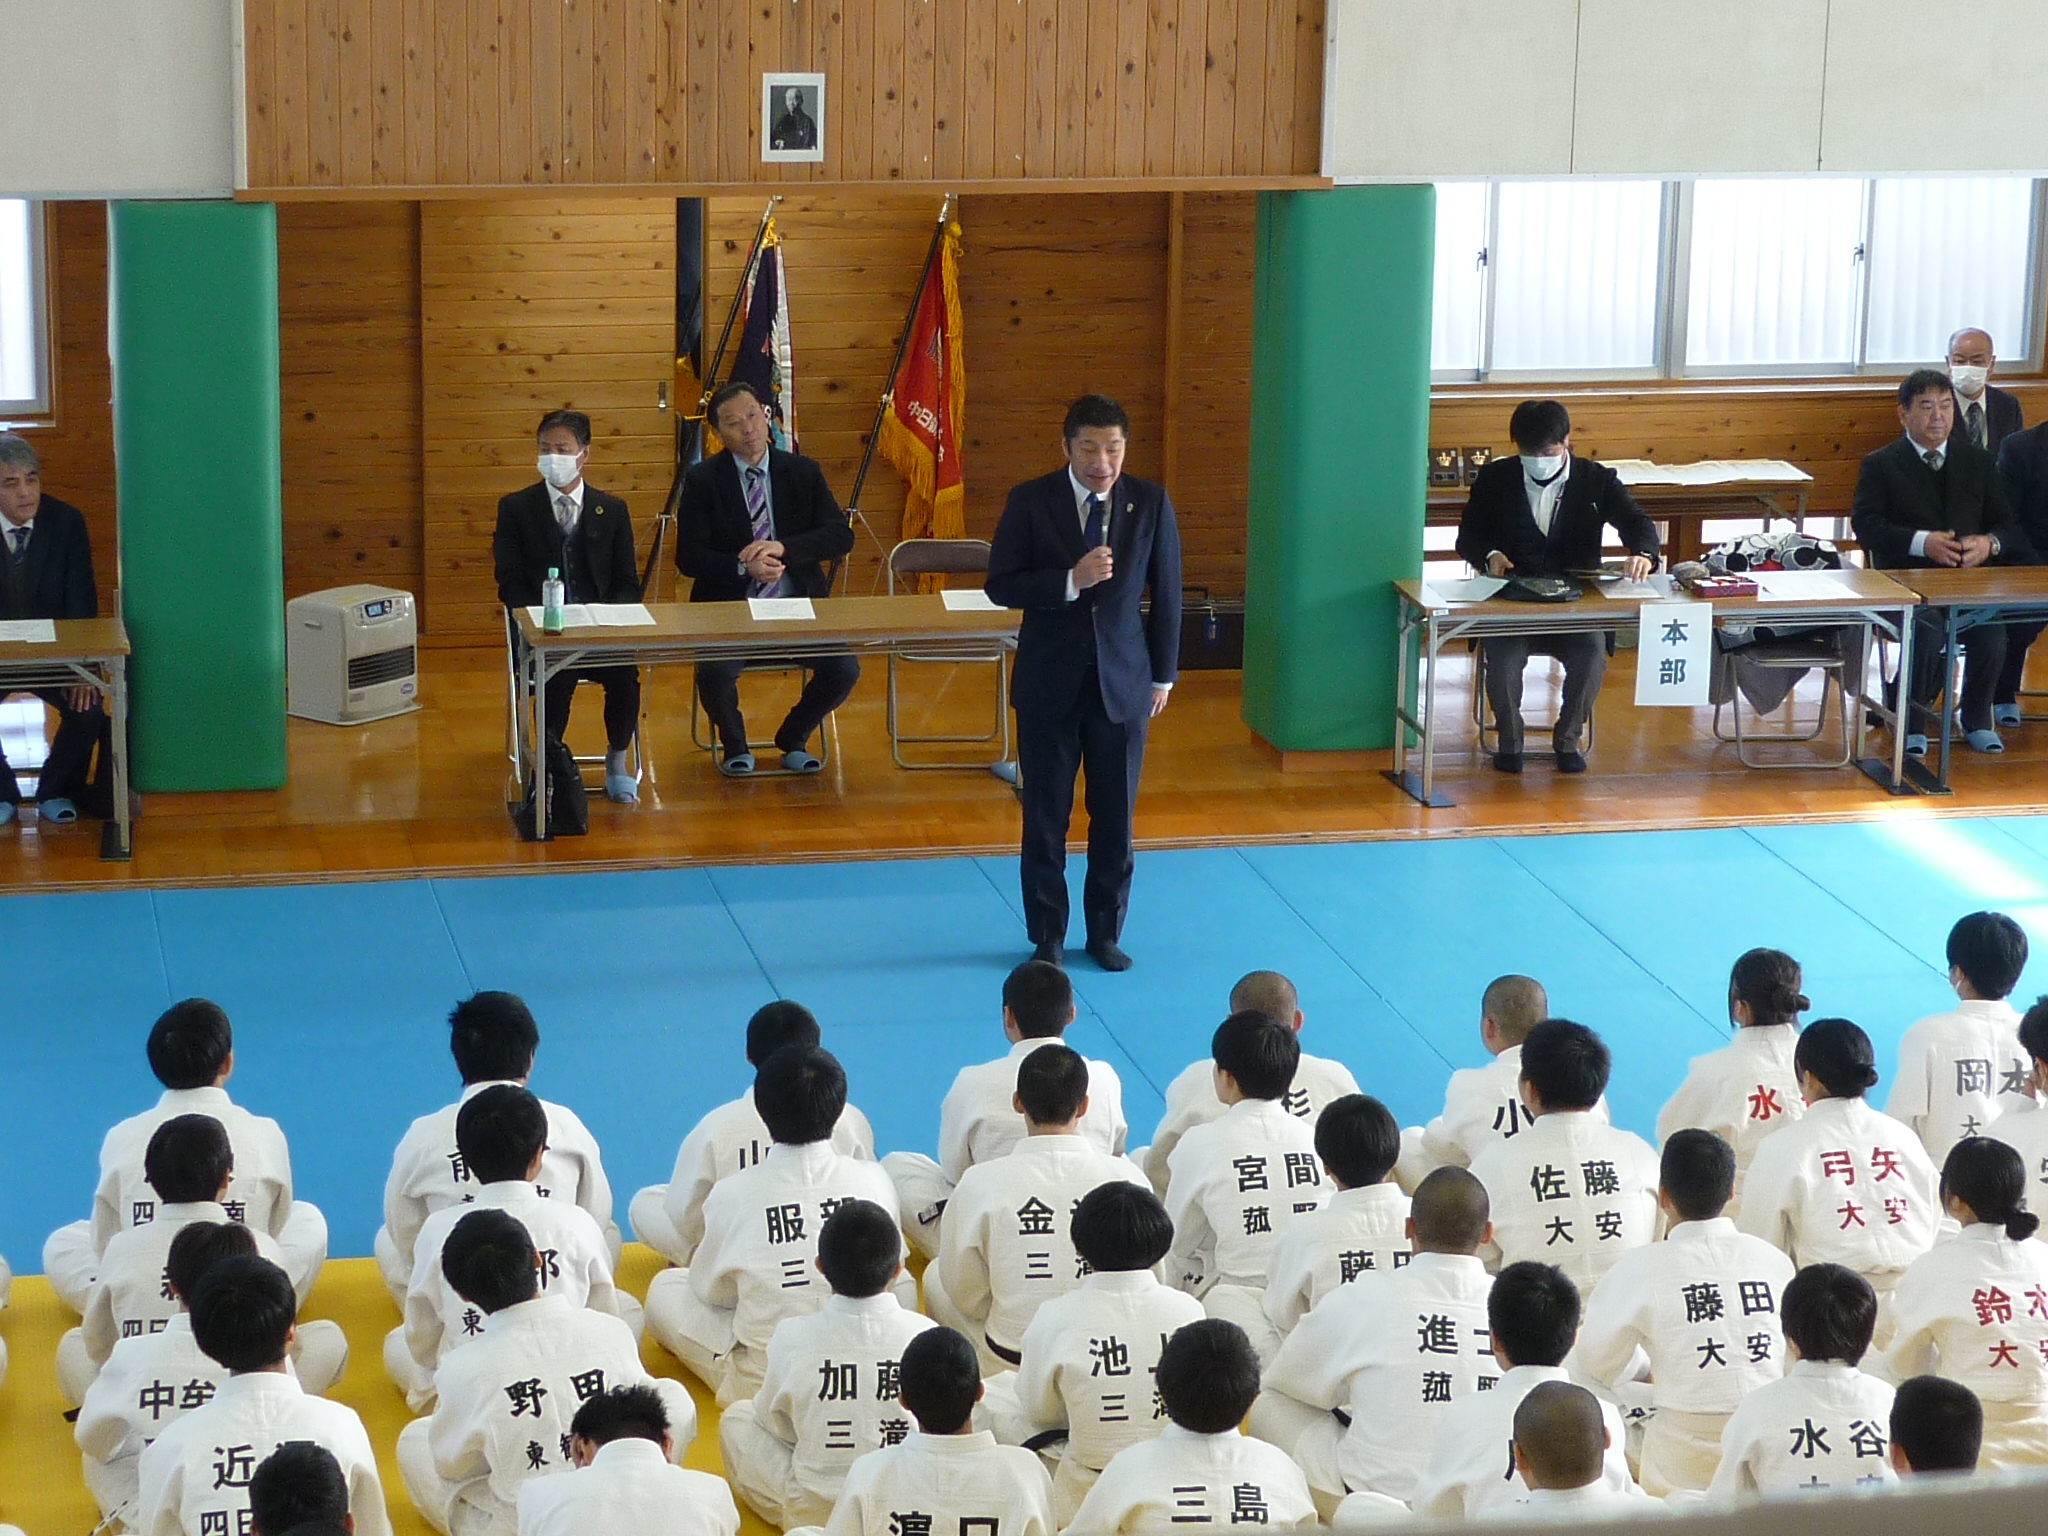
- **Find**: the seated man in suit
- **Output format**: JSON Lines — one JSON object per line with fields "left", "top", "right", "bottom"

{"left": 1947, "top": 328, "right": 2023, "bottom": 461}
{"left": 1852, "top": 368, "right": 2035, "bottom": 756}
{"left": 1995, "top": 393, "right": 2048, "bottom": 730}
{"left": 1453, "top": 401, "right": 1659, "bottom": 776}
{"left": 0, "top": 431, "right": 103, "bottom": 825}
{"left": 676, "top": 382, "right": 857, "bottom": 775}
{"left": 491, "top": 410, "right": 643, "bottom": 804}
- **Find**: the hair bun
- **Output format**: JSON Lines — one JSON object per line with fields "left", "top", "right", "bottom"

{"left": 2010, "top": 1211, "right": 2042, "bottom": 1242}
{"left": 1855, "top": 1065, "right": 1880, "bottom": 1091}
{"left": 1793, "top": 992, "right": 1812, "bottom": 1012}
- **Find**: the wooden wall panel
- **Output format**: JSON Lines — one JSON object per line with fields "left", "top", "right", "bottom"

{"left": 23, "top": 203, "right": 117, "bottom": 611}
{"left": 242, "top": 0, "right": 1326, "bottom": 190}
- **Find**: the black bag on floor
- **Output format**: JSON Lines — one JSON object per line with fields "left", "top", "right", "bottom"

{"left": 512, "top": 736, "right": 588, "bottom": 840}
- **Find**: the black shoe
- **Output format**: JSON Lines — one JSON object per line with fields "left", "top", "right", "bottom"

{"left": 1087, "top": 939, "right": 1133, "bottom": 972}
{"left": 1032, "top": 939, "right": 1065, "bottom": 968}
{"left": 1556, "top": 750, "right": 1588, "bottom": 774}
{"left": 1492, "top": 751, "right": 1523, "bottom": 775}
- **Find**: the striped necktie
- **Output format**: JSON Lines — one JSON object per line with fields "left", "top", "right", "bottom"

{"left": 745, "top": 466, "right": 774, "bottom": 596}
{"left": 7, "top": 526, "right": 25, "bottom": 563}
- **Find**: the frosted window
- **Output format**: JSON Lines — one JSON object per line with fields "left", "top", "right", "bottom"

{"left": 1488, "top": 181, "right": 1663, "bottom": 373}
{"left": 1865, "top": 178, "right": 2036, "bottom": 366}
{"left": 1430, "top": 182, "right": 1489, "bottom": 376}
{"left": 0, "top": 201, "right": 41, "bottom": 411}
{"left": 1686, "top": 179, "right": 1866, "bottom": 370}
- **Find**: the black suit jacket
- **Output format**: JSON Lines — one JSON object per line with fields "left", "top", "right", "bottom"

{"left": 1998, "top": 421, "right": 2048, "bottom": 555}
{"left": 492, "top": 481, "right": 640, "bottom": 607}
{"left": 1851, "top": 436, "right": 2034, "bottom": 569}
{"left": 1453, "top": 456, "right": 1660, "bottom": 577}
{"left": 0, "top": 495, "right": 98, "bottom": 621}
{"left": 675, "top": 449, "right": 852, "bottom": 602}
{"left": 1949, "top": 384, "right": 2024, "bottom": 460}
{"left": 985, "top": 470, "right": 1182, "bottom": 726}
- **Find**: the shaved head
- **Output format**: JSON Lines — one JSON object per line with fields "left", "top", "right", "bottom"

{"left": 1229, "top": 971, "right": 1300, "bottom": 1029}
{"left": 1513, "top": 1381, "right": 1606, "bottom": 1490}
{"left": 1947, "top": 327, "right": 1994, "bottom": 361}
{"left": 1481, "top": 975, "right": 1548, "bottom": 1045}
{"left": 1411, "top": 1167, "right": 1490, "bottom": 1252}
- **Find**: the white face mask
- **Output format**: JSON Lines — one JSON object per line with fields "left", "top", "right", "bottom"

{"left": 1521, "top": 453, "right": 1566, "bottom": 482}
{"left": 537, "top": 452, "right": 582, "bottom": 489}
{"left": 1949, "top": 364, "right": 1989, "bottom": 398}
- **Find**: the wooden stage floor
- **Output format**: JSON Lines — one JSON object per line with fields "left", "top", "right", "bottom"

{"left": 3, "top": 645, "right": 2046, "bottom": 892}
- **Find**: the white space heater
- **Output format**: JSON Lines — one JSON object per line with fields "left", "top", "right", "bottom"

{"left": 286, "top": 584, "right": 421, "bottom": 725}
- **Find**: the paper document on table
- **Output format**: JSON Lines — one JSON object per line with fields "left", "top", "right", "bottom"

{"left": 587, "top": 603, "right": 657, "bottom": 626}
{"left": 1418, "top": 576, "right": 1506, "bottom": 606}
{"left": 523, "top": 605, "right": 594, "bottom": 628}
{"left": 0, "top": 619, "right": 57, "bottom": 642}
{"left": 1753, "top": 571, "right": 1860, "bottom": 602}
{"left": 940, "top": 589, "right": 1005, "bottom": 612}
{"left": 1600, "top": 576, "right": 1675, "bottom": 600}
{"left": 1608, "top": 458, "right": 1811, "bottom": 487}
{"left": 748, "top": 597, "right": 817, "bottom": 621}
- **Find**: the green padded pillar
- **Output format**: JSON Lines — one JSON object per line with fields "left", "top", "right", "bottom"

{"left": 110, "top": 201, "right": 286, "bottom": 791}
{"left": 1242, "top": 186, "right": 1433, "bottom": 752}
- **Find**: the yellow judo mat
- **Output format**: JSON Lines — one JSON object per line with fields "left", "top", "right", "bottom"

{"left": 0, "top": 1246, "right": 781, "bottom": 1536}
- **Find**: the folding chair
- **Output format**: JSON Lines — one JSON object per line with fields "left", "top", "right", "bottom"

{"left": 884, "top": 538, "right": 1014, "bottom": 772}
{"left": 504, "top": 608, "right": 647, "bottom": 798}
{"left": 1470, "top": 645, "right": 1595, "bottom": 757}
{"left": 1710, "top": 634, "right": 1854, "bottom": 769}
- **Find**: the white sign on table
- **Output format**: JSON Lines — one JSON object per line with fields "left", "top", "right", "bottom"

{"left": 1634, "top": 600, "right": 1713, "bottom": 707}
{"left": 748, "top": 597, "right": 818, "bottom": 621}
{"left": 940, "top": 589, "right": 1004, "bottom": 613}
{"left": 0, "top": 620, "right": 57, "bottom": 643}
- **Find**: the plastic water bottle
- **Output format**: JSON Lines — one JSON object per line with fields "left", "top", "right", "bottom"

{"left": 542, "top": 567, "right": 565, "bottom": 633}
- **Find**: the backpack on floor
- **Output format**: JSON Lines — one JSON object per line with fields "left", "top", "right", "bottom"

{"left": 512, "top": 736, "right": 588, "bottom": 840}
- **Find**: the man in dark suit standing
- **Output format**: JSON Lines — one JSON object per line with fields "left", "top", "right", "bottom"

{"left": 1853, "top": 368, "right": 2034, "bottom": 755}
{"left": 493, "top": 409, "right": 644, "bottom": 803}
{"left": 676, "top": 381, "right": 856, "bottom": 774}
{"left": 0, "top": 433, "right": 101, "bottom": 825}
{"left": 985, "top": 395, "right": 1181, "bottom": 971}
{"left": 1946, "top": 328, "right": 2023, "bottom": 461}
{"left": 1453, "top": 400, "right": 1660, "bottom": 776}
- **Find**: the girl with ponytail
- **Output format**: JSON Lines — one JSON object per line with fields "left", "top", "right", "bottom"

{"left": 1658, "top": 949, "right": 1810, "bottom": 1189}
{"left": 1887, "top": 1136, "right": 2048, "bottom": 1468}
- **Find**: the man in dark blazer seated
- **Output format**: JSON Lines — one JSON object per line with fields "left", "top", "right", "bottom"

{"left": 675, "top": 381, "right": 856, "bottom": 774}
{"left": 492, "top": 409, "right": 644, "bottom": 803}
{"left": 1946, "top": 328, "right": 2023, "bottom": 462}
{"left": 1996, "top": 413, "right": 2048, "bottom": 725}
{"left": 1853, "top": 367, "right": 2035, "bottom": 756}
{"left": 985, "top": 394, "right": 1181, "bottom": 971}
{"left": 1453, "top": 400, "right": 1659, "bottom": 775}
{"left": 0, "top": 433, "right": 101, "bottom": 826}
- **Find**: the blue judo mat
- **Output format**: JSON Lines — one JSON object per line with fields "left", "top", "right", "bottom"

{"left": 4, "top": 814, "right": 2044, "bottom": 1267}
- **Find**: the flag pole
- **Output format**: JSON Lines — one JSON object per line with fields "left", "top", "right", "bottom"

{"left": 843, "top": 192, "right": 955, "bottom": 592}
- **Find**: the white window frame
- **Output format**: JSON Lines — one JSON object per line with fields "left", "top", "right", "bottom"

{"left": 0, "top": 200, "right": 52, "bottom": 420}
{"left": 1432, "top": 178, "right": 2048, "bottom": 386}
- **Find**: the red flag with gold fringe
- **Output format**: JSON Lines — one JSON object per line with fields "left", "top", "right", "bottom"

{"left": 875, "top": 210, "right": 965, "bottom": 592}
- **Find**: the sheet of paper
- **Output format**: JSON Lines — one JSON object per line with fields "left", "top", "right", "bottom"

{"left": 940, "top": 589, "right": 1005, "bottom": 613}
{"left": 1418, "top": 576, "right": 1506, "bottom": 606}
{"left": 1607, "top": 457, "right": 1812, "bottom": 487}
{"left": 523, "top": 604, "right": 594, "bottom": 628}
{"left": 1599, "top": 576, "right": 1675, "bottom": 600}
{"left": 587, "top": 603, "right": 657, "bottom": 626}
{"left": 748, "top": 597, "right": 817, "bottom": 621}
{"left": 0, "top": 619, "right": 56, "bottom": 643}
{"left": 1753, "top": 571, "right": 1860, "bottom": 602}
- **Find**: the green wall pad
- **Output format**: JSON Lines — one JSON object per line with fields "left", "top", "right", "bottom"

{"left": 1242, "top": 186, "right": 1433, "bottom": 752}
{"left": 111, "top": 201, "right": 286, "bottom": 791}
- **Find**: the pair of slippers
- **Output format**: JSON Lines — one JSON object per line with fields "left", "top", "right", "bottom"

{"left": 720, "top": 750, "right": 823, "bottom": 777}
{"left": 1906, "top": 730, "right": 2006, "bottom": 757}
{"left": 0, "top": 798, "right": 76, "bottom": 826}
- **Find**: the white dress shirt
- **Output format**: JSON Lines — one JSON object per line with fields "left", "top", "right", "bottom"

{"left": 1261, "top": 1182, "right": 1411, "bottom": 1337}
{"left": 658, "top": 1089, "right": 875, "bottom": 1264}
{"left": 1886, "top": 999, "right": 2032, "bottom": 1166}
{"left": 939, "top": 1037, "right": 1129, "bottom": 1181}
{"left": 1164, "top": 1099, "right": 1326, "bottom": 1294}
{"left": 1411, "top": 1362, "right": 1636, "bottom": 1518}
{"left": 1067, "top": 1424, "right": 1318, "bottom": 1535}
{"left": 1467, "top": 1109, "right": 1661, "bottom": 1290}
{"left": 1737, "top": 1095, "right": 1942, "bottom": 1276}
{"left": 1704, "top": 1359, "right": 1896, "bottom": 1502}
{"left": 823, "top": 1431, "right": 1055, "bottom": 1536}
{"left": 517, "top": 1435, "right": 740, "bottom": 1536}
{"left": 1656, "top": 1025, "right": 1804, "bottom": 1187}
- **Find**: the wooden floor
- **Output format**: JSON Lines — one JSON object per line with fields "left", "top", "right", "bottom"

{"left": 4, "top": 644, "right": 2047, "bottom": 893}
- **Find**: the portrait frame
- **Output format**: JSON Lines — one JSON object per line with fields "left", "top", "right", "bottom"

{"left": 762, "top": 73, "right": 827, "bottom": 163}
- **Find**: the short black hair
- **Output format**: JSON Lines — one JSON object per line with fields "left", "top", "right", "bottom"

{"left": 1315, "top": 1095, "right": 1400, "bottom": 1189}
{"left": 1411, "top": 1166, "right": 1492, "bottom": 1251}
{"left": 537, "top": 409, "right": 592, "bottom": 447}
{"left": 1508, "top": 400, "right": 1571, "bottom": 454}
{"left": 449, "top": 991, "right": 539, "bottom": 1084}
{"left": 249, "top": 1441, "right": 349, "bottom": 1536}
{"left": 146, "top": 1114, "right": 235, "bottom": 1205}
{"left": 745, "top": 1000, "right": 822, "bottom": 1066}
{"left": 1062, "top": 394, "right": 1130, "bottom": 442}
{"left": 442, "top": 1208, "right": 541, "bottom": 1314}
{"left": 1729, "top": 949, "right": 1808, "bottom": 1027}
{"left": 1795, "top": 1018, "right": 1880, "bottom": 1100}
{"left": 2021, "top": 994, "right": 2048, "bottom": 1067}
{"left": 1489, "top": 1262, "right": 1580, "bottom": 1369}
{"left": 816, "top": 1199, "right": 900, "bottom": 1298}
{"left": 1519, "top": 1019, "right": 1609, "bottom": 1111}
{"left": 148, "top": 1000, "right": 234, "bottom": 1090}
{"left": 189, "top": 1255, "right": 296, "bottom": 1372}
{"left": 455, "top": 1084, "right": 549, "bottom": 1185}
{"left": 1513, "top": 1381, "right": 1605, "bottom": 1488}
{"left": 1003, "top": 961, "right": 1073, "bottom": 1039}
{"left": 1942, "top": 1136, "right": 2041, "bottom": 1242}
{"left": 1947, "top": 911, "right": 2028, "bottom": 1000}
{"left": 1780, "top": 1263, "right": 1877, "bottom": 1366}
{"left": 1661, "top": 1129, "right": 1736, "bottom": 1222}
{"left": 1156, "top": 1319, "right": 1261, "bottom": 1433}
{"left": 1898, "top": 368, "right": 1955, "bottom": 410}
{"left": 165, "top": 1219, "right": 259, "bottom": 1304}
{"left": 1211, "top": 1011, "right": 1300, "bottom": 1101}
{"left": 1071, "top": 1182, "right": 1174, "bottom": 1273}
{"left": 708, "top": 380, "right": 769, "bottom": 428}
{"left": 1016, "top": 1043, "right": 1090, "bottom": 1125}
{"left": 754, "top": 1044, "right": 848, "bottom": 1146}
{"left": 571, "top": 1384, "right": 670, "bottom": 1447}
{"left": 1891, "top": 1375, "right": 1982, "bottom": 1473}
{"left": 899, "top": 1327, "right": 982, "bottom": 1434}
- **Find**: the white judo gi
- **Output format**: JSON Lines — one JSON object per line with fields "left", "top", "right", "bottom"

{"left": 1142, "top": 1052, "right": 1358, "bottom": 1194}
{"left": 817, "top": 1431, "right": 1055, "bottom": 1536}
{"left": 1467, "top": 1110, "right": 1660, "bottom": 1292}
{"left": 1702, "top": 1359, "right": 1896, "bottom": 1501}
{"left": 75, "top": 1314, "right": 234, "bottom": 1526}
{"left": 1655, "top": 1024, "right": 1804, "bottom": 1191}
{"left": 517, "top": 1435, "right": 741, "bottom": 1536}
{"left": 1065, "top": 1424, "right": 1319, "bottom": 1535}
{"left": 1395, "top": 1046, "right": 1610, "bottom": 1190}
{"left": 1886, "top": 1000, "right": 2033, "bottom": 1168}
{"left": 1262, "top": 1182, "right": 1411, "bottom": 1340}
{"left": 1410, "top": 1362, "right": 1637, "bottom": 1518}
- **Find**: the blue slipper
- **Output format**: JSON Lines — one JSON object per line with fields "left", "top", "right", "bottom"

{"left": 719, "top": 753, "right": 755, "bottom": 777}
{"left": 1905, "top": 733, "right": 1928, "bottom": 757}
{"left": 39, "top": 797, "right": 77, "bottom": 824}
{"left": 604, "top": 772, "right": 639, "bottom": 804}
{"left": 1966, "top": 728, "right": 2005, "bottom": 754}
{"left": 1997, "top": 704, "right": 2023, "bottom": 728}
{"left": 782, "top": 749, "right": 823, "bottom": 774}
{"left": 0, "top": 802, "right": 15, "bottom": 827}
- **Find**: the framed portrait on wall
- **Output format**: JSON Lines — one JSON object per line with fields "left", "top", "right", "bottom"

{"left": 762, "top": 74, "right": 826, "bottom": 163}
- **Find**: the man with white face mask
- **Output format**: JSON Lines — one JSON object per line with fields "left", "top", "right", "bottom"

{"left": 1453, "top": 400, "right": 1660, "bottom": 775}
{"left": 1946, "top": 329, "right": 2022, "bottom": 461}
{"left": 492, "top": 409, "right": 644, "bottom": 803}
